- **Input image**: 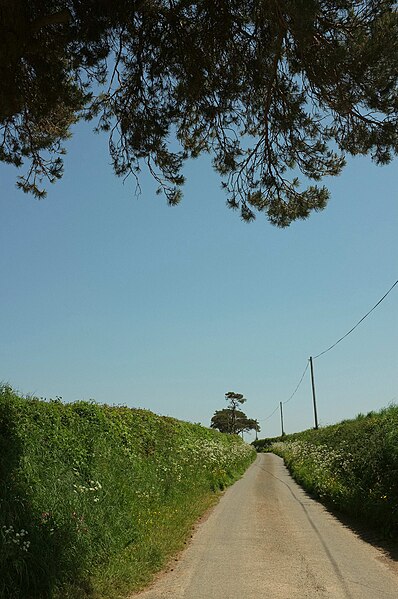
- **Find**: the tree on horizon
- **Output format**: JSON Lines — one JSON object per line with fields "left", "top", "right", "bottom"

{"left": 211, "top": 391, "right": 260, "bottom": 435}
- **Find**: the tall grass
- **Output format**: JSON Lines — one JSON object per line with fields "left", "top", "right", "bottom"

{"left": 254, "top": 405, "right": 398, "bottom": 536}
{"left": 0, "top": 385, "right": 255, "bottom": 598}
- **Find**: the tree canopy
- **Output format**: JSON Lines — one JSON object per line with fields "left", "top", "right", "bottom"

{"left": 210, "top": 391, "right": 260, "bottom": 435}
{"left": 1, "top": 1, "right": 398, "bottom": 225}
{"left": 210, "top": 408, "right": 260, "bottom": 435}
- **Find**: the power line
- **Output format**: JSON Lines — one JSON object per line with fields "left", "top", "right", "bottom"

{"left": 260, "top": 360, "right": 310, "bottom": 422}
{"left": 283, "top": 360, "right": 309, "bottom": 404}
{"left": 260, "top": 404, "right": 279, "bottom": 422}
{"left": 260, "top": 278, "right": 397, "bottom": 429}
{"left": 313, "top": 278, "right": 398, "bottom": 360}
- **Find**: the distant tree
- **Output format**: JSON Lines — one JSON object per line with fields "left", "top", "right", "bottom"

{"left": 1, "top": 1, "right": 398, "bottom": 225}
{"left": 211, "top": 408, "right": 243, "bottom": 434}
{"left": 236, "top": 416, "right": 260, "bottom": 437}
{"left": 210, "top": 408, "right": 260, "bottom": 435}
{"left": 243, "top": 418, "right": 261, "bottom": 438}
{"left": 211, "top": 391, "right": 260, "bottom": 435}
{"left": 224, "top": 391, "right": 247, "bottom": 434}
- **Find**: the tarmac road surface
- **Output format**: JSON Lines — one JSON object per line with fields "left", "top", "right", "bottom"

{"left": 132, "top": 453, "right": 398, "bottom": 599}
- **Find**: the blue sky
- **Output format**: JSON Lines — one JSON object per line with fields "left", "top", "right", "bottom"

{"left": 1, "top": 121, "right": 397, "bottom": 438}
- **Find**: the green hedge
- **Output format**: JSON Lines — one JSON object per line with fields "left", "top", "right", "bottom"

{"left": 0, "top": 385, "right": 255, "bottom": 598}
{"left": 255, "top": 406, "right": 398, "bottom": 536}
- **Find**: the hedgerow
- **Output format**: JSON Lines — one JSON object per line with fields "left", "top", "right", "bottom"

{"left": 0, "top": 385, "right": 255, "bottom": 598}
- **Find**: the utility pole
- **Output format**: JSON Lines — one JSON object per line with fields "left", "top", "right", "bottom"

{"left": 309, "top": 356, "right": 319, "bottom": 430}
{"left": 279, "top": 401, "right": 285, "bottom": 437}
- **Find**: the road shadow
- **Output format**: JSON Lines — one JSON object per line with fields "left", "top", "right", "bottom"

{"left": 259, "top": 453, "right": 398, "bottom": 564}
{"left": 321, "top": 502, "right": 398, "bottom": 563}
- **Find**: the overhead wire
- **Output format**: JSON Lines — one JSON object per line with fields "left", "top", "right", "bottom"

{"left": 313, "top": 278, "right": 398, "bottom": 359}
{"left": 260, "top": 404, "right": 279, "bottom": 422}
{"left": 283, "top": 360, "right": 309, "bottom": 404}
{"left": 260, "top": 360, "right": 310, "bottom": 422}
{"left": 260, "top": 277, "right": 397, "bottom": 428}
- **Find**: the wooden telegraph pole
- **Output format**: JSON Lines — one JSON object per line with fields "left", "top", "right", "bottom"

{"left": 279, "top": 401, "right": 285, "bottom": 436}
{"left": 309, "top": 356, "right": 319, "bottom": 430}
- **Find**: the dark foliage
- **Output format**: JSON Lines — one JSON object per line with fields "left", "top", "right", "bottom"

{"left": 211, "top": 391, "right": 260, "bottom": 434}
{"left": 210, "top": 408, "right": 260, "bottom": 434}
{"left": 1, "top": 1, "right": 398, "bottom": 225}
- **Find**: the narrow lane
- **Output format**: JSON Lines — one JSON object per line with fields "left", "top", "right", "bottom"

{"left": 132, "top": 454, "right": 398, "bottom": 599}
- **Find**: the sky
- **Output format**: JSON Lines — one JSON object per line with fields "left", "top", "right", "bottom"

{"left": 1, "top": 120, "right": 397, "bottom": 439}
